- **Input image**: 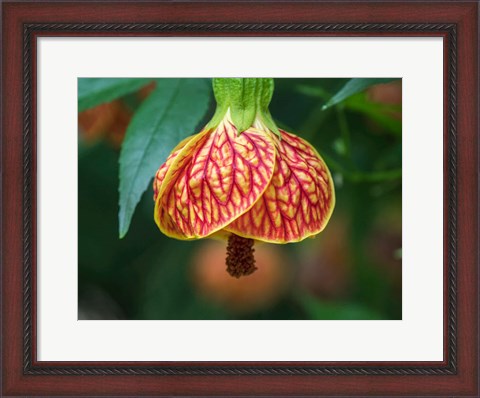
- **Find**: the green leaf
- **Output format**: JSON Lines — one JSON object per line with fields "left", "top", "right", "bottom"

{"left": 78, "top": 78, "right": 153, "bottom": 112}
{"left": 322, "top": 78, "right": 399, "bottom": 110}
{"left": 118, "top": 78, "right": 211, "bottom": 238}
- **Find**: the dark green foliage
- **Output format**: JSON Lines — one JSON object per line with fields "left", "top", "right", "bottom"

{"left": 78, "top": 78, "right": 153, "bottom": 112}
{"left": 322, "top": 78, "right": 399, "bottom": 109}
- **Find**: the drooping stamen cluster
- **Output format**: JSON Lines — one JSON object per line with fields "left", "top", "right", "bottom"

{"left": 226, "top": 234, "right": 257, "bottom": 278}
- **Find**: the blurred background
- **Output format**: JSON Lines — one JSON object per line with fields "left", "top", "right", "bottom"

{"left": 78, "top": 78, "right": 402, "bottom": 320}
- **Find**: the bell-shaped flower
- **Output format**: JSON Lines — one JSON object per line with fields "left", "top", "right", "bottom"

{"left": 153, "top": 78, "right": 335, "bottom": 277}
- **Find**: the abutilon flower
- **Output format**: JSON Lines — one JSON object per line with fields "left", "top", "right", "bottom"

{"left": 153, "top": 78, "right": 335, "bottom": 278}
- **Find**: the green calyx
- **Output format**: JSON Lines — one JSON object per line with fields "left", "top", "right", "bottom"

{"left": 206, "top": 78, "right": 281, "bottom": 138}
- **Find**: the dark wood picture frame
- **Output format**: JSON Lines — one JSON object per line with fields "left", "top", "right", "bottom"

{"left": 1, "top": 1, "right": 478, "bottom": 396}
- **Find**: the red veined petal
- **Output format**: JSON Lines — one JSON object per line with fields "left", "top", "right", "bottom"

{"left": 155, "top": 122, "right": 276, "bottom": 239}
{"left": 225, "top": 129, "right": 335, "bottom": 243}
{"left": 153, "top": 135, "right": 194, "bottom": 201}
{"left": 153, "top": 134, "right": 206, "bottom": 240}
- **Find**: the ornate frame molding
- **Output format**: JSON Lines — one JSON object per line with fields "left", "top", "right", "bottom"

{"left": 22, "top": 22, "right": 457, "bottom": 376}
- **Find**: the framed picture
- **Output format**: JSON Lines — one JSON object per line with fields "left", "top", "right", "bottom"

{"left": 2, "top": 1, "right": 478, "bottom": 396}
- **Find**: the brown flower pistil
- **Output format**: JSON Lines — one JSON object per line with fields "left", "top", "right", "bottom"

{"left": 226, "top": 234, "right": 257, "bottom": 278}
